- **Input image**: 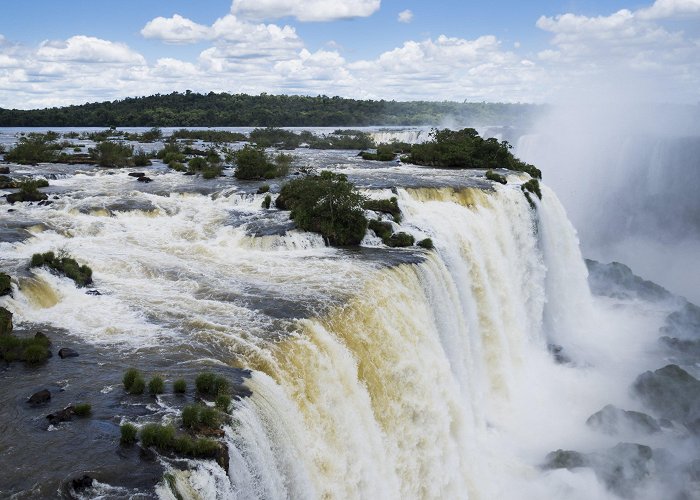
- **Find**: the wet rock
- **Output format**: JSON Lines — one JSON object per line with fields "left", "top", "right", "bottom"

{"left": 27, "top": 389, "right": 51, "bottom": 406}
{"left": 662, "top": 302, "right": 700, "bottom": 339}
{"left": 0, "top": 175, "right": 16, "bottom": 188}
{"left": 7, "top": 208, "right": 15, "bottom": 212}
{"left": 632, "top": 364, "right": 700, "bottom": 424}
{"left": 543, "top": 449, "right": 587, "bottom": 469}
{"left": 659, "top": 336, "right": 700, "bottom": 357}
{"left": 585, "top": 259, "right": 672, "bottom": 302}
{"left": 137, "top": 176, "right": 153, "bottom": 183}
{"left": 0, "top": 166, "right": 9, "bottom": 174}
{"left": 231, "top": 384, "right": 253, "bottom": 400}
{"left": 594, "top": 443, "right": 654, "bottom": 497}
{"left": 52, "top": 195, "right": 59, "bottom": 200}
{"left": 58, "top": 348, "right": 79, "bottom": 359}
{"left": 71, "top": 474, "right": 94, "bottom": 491}
{"left": 216, "top": 443, "right": 230, "bottom": 472}
{"left": 0, "top": 306, "right": 12, "bottom": 335}
{"left": 586, "top": 404, "right": 661, "bottom": 435}
{"left": 128, "top": 172, "right": 146, "bottom": 178}
{"left": 86, "top": 289, "right": 101, "bottom": 296}
{"left": 547, "top": 343, "right": 571, "bottom": 364}
{"left": 0, "top": 272, "right": 11, "bottom": 296}
{"left": 46, "top": 405, "right": 74, "bottom": 426}
{"left": 6, "top": 191, "right": 48, "bottom": 204}
{"left": 37, "top": 200, "right": 53, "bottom": 206}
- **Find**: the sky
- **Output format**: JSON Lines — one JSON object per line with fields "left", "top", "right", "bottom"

{"left": 1, "top": 0, "right": 699, "bottom": 109}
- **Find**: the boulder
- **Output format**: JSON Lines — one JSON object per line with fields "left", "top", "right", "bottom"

{"left": 58, "top": 347, "right": 79, "bottom": 359}
{"left": 586, "top": 404, "right": 661, "bottom": 435}
{"left": 137, "top": 176, "right": 153, "bottom": 183}
{"left": 27, "top": 389, "right": 51, "bottom": 406}
{"left": 0, "top": 307, "right": 12, "bottom": 335}
{"left": 632, "top": 364, "right": 700, "bottom": 424}
{"left": 0, "top": 166, "right": 9, "bottom": 174}
{"left": 85, "top": 289, "right": 101, "bottom": 296}
{"left": 543, "top": 449, "right": 587, "bottom": 470}
{"left": 661, "top": 302, "right": 700, "bottom": 339}
{"left": 0, "top": 272, "right": 11, "bottom": 296}
{"left": 216, "top": 443, "right": 230, "bottom": 473}
{"left": 128, "top": 172, "right": 146, "bottom": 178}
{"left": 585, "top": 259, "right": 672, "bottom": 301}
{"left": 6, "top": 192, "right": 48, "bottom": 204}
{"left": 46, "top": 405, "right": 74, "bottom": 426}
{"left": 71, "top": 475, "right": 94, "bottom": 491}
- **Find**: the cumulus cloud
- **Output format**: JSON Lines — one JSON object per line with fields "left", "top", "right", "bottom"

{"left": 141, "top": 14, "right": 210, "bottom": 44}
{"left": 230, "top": 0, "right": 381, "bottom": 22}
{"left": 36, "top": 35, "right": 144, "bottom": 64}
{"left": 398, "top": 9, "right": 413, "bottom": 23}
{"left": 637, "top": 0, "right": 700, "bottom": 19}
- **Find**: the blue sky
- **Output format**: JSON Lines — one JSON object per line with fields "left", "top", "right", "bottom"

{"left": 1, "top": 0, "right": 698, "bottom": 108}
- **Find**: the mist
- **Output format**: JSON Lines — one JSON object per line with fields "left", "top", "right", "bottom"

{"left": 516, "top": 100, "right": 700, "bottom": 303}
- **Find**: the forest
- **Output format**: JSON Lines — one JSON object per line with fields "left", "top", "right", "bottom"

{"left": 0, "top": 91, "right": 542, "bottom": 127}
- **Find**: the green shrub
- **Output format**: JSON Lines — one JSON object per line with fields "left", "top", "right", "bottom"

{"left": 120, "top": 423, "right": 138, "bottom": 444}
{"left": 188, "top": 156, "right": 208, "bottom": 172}
{"left": 360, "top": 144, "right": 396, "bottom": 161}
{"left": 417, "top": 238, "right": 434, "bottom": 250}
{"left": 182, "top": 405, "right": 200, "bottom": 429}
{"left": 173, "top": 379, "right": 187, "bottom": 394}
{"left": 123, "top": 368, "right": 139, "bottom": 389}
{"left": 140, "top": 423, "right": 176, "bottom": 448}
{"left": 168, "top": 161, "right": 187, "bottom": 172}
{"left": 73, "top": 403, "right": 92, "bottom": 417}
{"left": 277, "top": 171, "right": 368, "bottom": 246}
{"left": 29, "top": 251, "right": 92, "bottom": 287}
{"left": 386, "top": 232, "right": 415, "bottom": 248}
{"left": 262, "top": 194, "right": 271, "bottom": 209}
{"left": 368, "top": 219, "right": 393, "bottom": 240}
{"left": 522, "top": 179, "right": 542, "bottom": 199}
{"left": 273, "top": 153, "right": 293, "bottom": 177}
{"left": 172, "top": 435, "right": 220, "bottom": 458}
{"left": 133, "top": 148, "right": 152, "bottom": 167}
{"left": 129, "top": 375, "right": 146, "bottom": 395}
{"left": 215, "top": 395, "right": 231, "bottom": 412}
{"left": 363, "top": 197, "right": 401, "bottom": 222}
{"left": 233, "top": 145, "right": 277, "bottom": 179}
{"left": 0, "top": 273, "right": 11, "bottom": 296}
{"left": 201, "top": 165, "right": 223, "bottom": 179}
{"left": 257, "top": 184, "right": 270, "bottom": 194}
{"left": 249, "top": 127, "right": 300, "bottom": 149}
{"left": 485, "top": 170, "right": 507, "bottom": 184}
{"left": 182, "top": 404, "right": 221, "bottom": 431}
{"left": 171, "top": 129, "right": 246, "bottom": 143}
{"left": 90, "top": 141, "right": 134, "bottom": 167}
{"left": 23, "top": 343, "right": 50, "bottom": 363}
{"left": 195, "top": 372, "right": 229, "bottom": 396}
{"left": 5, "top": 134, "right": 60, "bottom": 164}
{"left": 149, "top": 376, "right": 165, "bottom": 395}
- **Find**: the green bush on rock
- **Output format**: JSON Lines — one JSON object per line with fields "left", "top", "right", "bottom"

{"left": 149, "top": 376, "right": 165, "bottom": 395}
{"left": 123, "top": 368, "right": 145, "bottom": 395}
{"left": 195, "top": 372, "right": 229, "bottom": 396}
{"left": 73, "top": 403, "right": 92, "bottom": 417}
{"left": 363, "top": 197, "right": 401, "bottom": 222}
{"left": 0, "top": 273, "right": 11, "bottom": 296}
{"left": 29, "top": 251, "right": 93, "bottom": 287}
{"left": 485, "top": 170, "right": 507, "bottom": 184}
{"left": 417, "top": 238, "right": 434, "bottom": 250}
{"left": 120, "top": 423, "right": 138, "bottom": 444}
{"left": 386, "top": 232, "right": 415, "bottom": 248}
{"left": 173, "top": 379, "right": 187, "bottom": 394}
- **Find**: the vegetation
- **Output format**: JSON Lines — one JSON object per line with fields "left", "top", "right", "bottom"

{"left": 171, "top": 129, "right": 246, "bottom": 143}
{"left": 256, "top": 184, "right": 270, "bottom": 194}
{"left": 215, "top": 395, "right": 231, "bottom": 412}
{"left": 6, "top": 179, "right": 50, "bottom": 203}
{"left": 140, "top": 423, "right": 220, "bottom": 459}
{"left": 73, "top": 403, "right": 92, "bottom": 417}
{"left": 149, "top": 376, "right": 165, "bottom": 395}
{"left": 0, "top": 273, "right": 11, "bottom": 295}
{"left": 0, "top": 92, "right": 542, "bottom": 127}
{"left": 0, "top": 330, "right": 51, "bottom": 364}
{"left": 120, "top": 423, "right": 138, "bottom": 445}
{"left": 360, "top": 144, "right": 397, "bottom": 161}
{"left": 173, "top": 379, "right": 187, "bottom": 394}
{"left": 485, "top": 169, "right": 507, "bottom": 184}
{"left": 417, "top": 238, "right": 434, "bottom": 250}
{"left": 368, "top": 219, "right": 393, "bottom": 241}
{"left": 363, "top": 197, "right": 401, "bottom": 222}
{"left": 89, "top": 141, "right": 134, "bottom": 167}
{"left": 262, "top": 194, "right": 272, "bottom": 209}
{"left": 182, "top": 404, "right": 222, "bottom": 431}
{"left": 233, "top": 145, "right": 290, "bottom": 180}
{"left": 123, "top": 368, "right": 146, "bottom": 395}
{"left": 5, "top": 133, "right": 60, "bottom": 164}
{"left": 195, "top": 372, "right": 229, "bottom": 396}
{"left": 132, "top": 148, "right": 152, "bottom": 167}
{"left": 386, "top": 232, "right": 415, "bottom": 248}
{"left": 405, "top": 128, "right": 542, "bottom": 179}
{"left": 277, "top": 171, "right": 368, "bottom": 246}
{"left": 521, "top": 179, "right": 542, "bottom": 208}
{"left": 29, "top": 251, "right": 93, "bottom": 287}
{"left": 249, "top": 127, "right": 301, "bottom": 149}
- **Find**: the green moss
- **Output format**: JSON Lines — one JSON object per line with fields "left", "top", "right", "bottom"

{"left": 195, "top": 372, "right": 229, "bottom": 396}
{"left": 417, "top": 238, "right": 434, "bottom": 250}
{"left": 485, "top": 170, "right": 507, "bottom": 184}
{"left": 29, "top": 251, "right": 93, "bottom": 287}
{"left": 0, "top": 273, "right": 10, "bottom": 296}
{"left": 173, "top": 379, "right": 187, "bottom": 394}
{"left": 73, "top": 403, "right": 92, "bottom": 417}
{"left": 522, "top": 179, "right": 542, "bottom": 200}
{"left": 149, "top": 376, "right": 165, "bottom": 395}
{"left": 120, "top": 423, "right": 138, "bottom": 445}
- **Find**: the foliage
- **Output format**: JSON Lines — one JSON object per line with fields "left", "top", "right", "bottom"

{"left": 306, "top": 130, "right": 375, "bottom": 150}
{"left": 215, "top": 395, "right": 232, "bottom": 412}
{"left": 368, "top": 219, "right": 393, "bottom": 241}
{"left": 360, "top": 144, "right": 397, "bottom": 161}
{"left": 386, "top": 232, "right": 415, "bottom": 248}
{"left": 0, "top": 91, "right": 542, "bottom": 127}
{"left": 149, "top": 376, "right": 165, "bottom": 395}
{"left": 0, "top": 330, "right": 51, "bottom": 363}
{"left": 173, "top": 379, "right": 187, "bottom": 394}
{"left": 123, "top": 368, "right": 145, "bottom": 394}
{"left": 485, "top": 170, "right": 507, "bottom": 184}
{"left": 6, "top": 178, "right": 50, "bottom": 204}
{"left": 73, "top": 403, "right": 92, "bottom": 417}
{"left": 363, "top": 197, "right": 401, "bottom": 222}
{"left": 417, "top": 238, "right": 434, "bottom": 250}
{"left": 195, "top": 372, "right": 229, "bottom": 396}
{"left": 0, "top": 273, "right": 11, "bottom": 296}
{"left": 257, "top": 184, "right": 270, "bottom": 194}
{"left": 171, "top": 129, "right": 246, "bottom": 143}
{"left": 405, "top": 128, "right": 542, "bottom": 179}
{"left": 277, "top": 171, "right": 368, "bottom": 246}
{"left": 522, "top": 179, "right": 542, "bottom": 199}
{"left": 5, "top": 133, "right": 60, "bottom": 164}
{"left": 139, "top": 423, "right": 220, "bottom": 459}
{"left": 249, "top": 127, "right": 300, "bottom": 149}
{"left": 233, "top": 145, "right": 287, "bottom": 180}
{"left": 182, "top": 404, "right": 222, "bottom": 431}
{"left": 262, "top": 194, "right": 272, "bottom": 209}
{"left": 90, "top": 141, "right": 134, "bottom": 167}
{"left": 132, "top": 148, "right": 152, "bottom": 167}
{"left": 29, "top": 251, "right": 93, "bottom": 287}
{"left": 140, "top": 423, "right": 176, "bottom": 449}
{"left": 120, "top": 423, "right": 138, "bottom": 444}
{"left": 0, "top": 307, "right": 12, "bottom": 336}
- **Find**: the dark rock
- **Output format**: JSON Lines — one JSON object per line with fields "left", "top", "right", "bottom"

{"left": 6, "top": 191, "right": 48, "bottom": 204}
{"left": 0, "top": 175, "right": 16, "bottom": 188}
{"left": 0, "top": 166, "right": 9, "bottom": 174}
{"left": 0, "top": 272, "right": 11, "bottom": 296}
{"left": 586, "top": 404, "right": 661, "bottom": 435}
{"left": 231, "top": 384, "right": 253, "bottom": 400}
{"left": 37, "top": 200, "right": 53, "bottom": 206}
{"left": 662, "top": 302, "right": 700, "bottom": 339}
{"left": 543, "top": 449, "right": 587, "bottom": 470}
{"left": 46, "top": 405, "right": 74, "bottom": 426}
{"left": 27, "top": 389, "right": 51, "bottom": 406}
{"left": 71, "top": 475, "right": 94, "bottom": 491}
{"left": 7, "top": 208, "right": 15, "bottom": 212}
{"left": 659, "top": 336, "right": 700, "bottom": 357}
{"left": 593, "top": 443, "right": 654, "bottom": 497}
{"left": 0, "top": 306, "right": 12, "bottom": 335}
{"left": 216, "top": 443, "right": 230, "bottom": 472}
{"left": 585, "top": 259, "right": 672, "bottom": 302}
{"left": 58, "top": 348, "right": 79, "bottom": 359}
{"left": 547, "top": 343, "right": 571, "bottom": 364}
{"left": 137, "top": 176, "right": 153, "bottom": 183}
{"left": 183, "top": 171, "right": 195, "bottom": 176}
{"left": 632, "top": 364, "right": 700, "bottom": 424}
{"left": 128, "top": 172, "right": 146, "bottom": 178}
{"left": 34, "top": 332, "right": 49, "bottom": 342}
{"left": 52, "top": 195, "right": 59, "bottom": 200}
{"left": 86, "top": 289, "right": 101, "bottom": 296}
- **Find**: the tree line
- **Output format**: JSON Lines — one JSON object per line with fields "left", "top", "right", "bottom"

{"left": 0, "top": 91, "right": 542, "bottom": 127}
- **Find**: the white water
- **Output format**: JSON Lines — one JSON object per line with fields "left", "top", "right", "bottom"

{"left": 1, "top": 164, "right": 674, "bottom": 499}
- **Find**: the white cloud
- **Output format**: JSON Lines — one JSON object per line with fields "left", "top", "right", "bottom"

{"left": 398, "top": 9, "right": 413, "bottom": 23}
{"left": 230, "top": 0, "right": 381, "bottom": 22}
{"left": 637, "top": 0, "right": 700, "bottom": 19}
{"left": 141, "top": 14, "right": 210, "bottom": 44}
{"left": 36, "top": 35, "right": 145, "bottom": 64}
